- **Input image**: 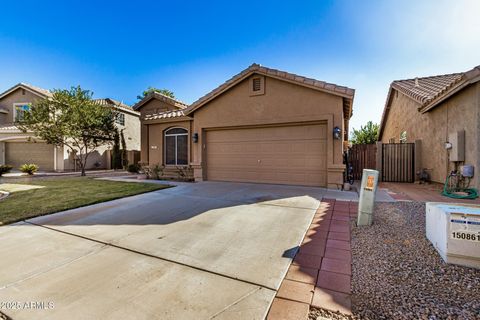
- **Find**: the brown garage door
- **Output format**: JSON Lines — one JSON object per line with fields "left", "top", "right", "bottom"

{"left": 206, "top": 124, "right": 327, "bottom": 186}
{"left": 5, "top": 142, "right": 54, "bottom": 171}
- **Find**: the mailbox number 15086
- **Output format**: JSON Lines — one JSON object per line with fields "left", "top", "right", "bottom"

{"left": 451, "top": 231, "right": 479, "bottom": 242}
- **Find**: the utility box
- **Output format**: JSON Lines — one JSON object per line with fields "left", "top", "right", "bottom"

{"left": 448, "top": 130, "right": 465, "bottom": 162}
{"left": 426, "top": 202, "right": 480, "bottom": 269}
{"left": 357, "top": 169, "right": 379, "bottom": 226}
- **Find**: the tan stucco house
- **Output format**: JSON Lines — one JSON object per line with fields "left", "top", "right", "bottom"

{"left": 0, "top": 83, "right": 140, "bottom": 171}
{"left": 378, "top": 65, "right": 480, "bottom": 188}
{"left": 135, "top": 64, "right": 355, "bottom": 188}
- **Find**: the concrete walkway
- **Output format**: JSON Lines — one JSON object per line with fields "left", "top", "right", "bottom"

{"left": 0, "top": 181, "right": 357, "bottom": 320}
{"left": 267, "top": 199, "right": 356, "bottom": 319}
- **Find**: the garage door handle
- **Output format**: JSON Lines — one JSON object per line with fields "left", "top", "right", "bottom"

{"left": 258, "top": 160, "right": 261, "bottom": 164}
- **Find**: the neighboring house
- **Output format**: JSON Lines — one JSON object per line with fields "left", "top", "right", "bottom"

{"left": 378, "top": 65, "right": 480, "bottom": 188}
{"left": 0, "top": 83, "right": 140, "bottom": 171}
{"left": 135, "top": 64, "right": 355, "bottom": 188}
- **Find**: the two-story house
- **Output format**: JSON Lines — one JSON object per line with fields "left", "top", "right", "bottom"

{"left": 0, "top": 83, "right": 140, "bottom": 172}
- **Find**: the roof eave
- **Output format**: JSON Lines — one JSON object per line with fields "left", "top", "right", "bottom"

{"left": 143, "top": 116, "right": 193, "bottom": 124}
{"left": 377, "top": 86, "right": 396, "bottom": 140}
{"left": 133, "top": 92, "right": 188, "bottom": 111}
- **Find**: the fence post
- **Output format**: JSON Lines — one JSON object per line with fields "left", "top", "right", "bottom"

{"left": 376, "top": 141, "right": 383, "bottom": 182}
{"left": 414, "top": 139, "right": 422, "bottom": 182}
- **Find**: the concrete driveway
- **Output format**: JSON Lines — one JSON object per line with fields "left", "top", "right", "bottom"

{"left": 0, "top": 181, "right": 356, "bottom": 319}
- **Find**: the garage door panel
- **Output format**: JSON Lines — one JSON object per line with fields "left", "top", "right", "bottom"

{"left": 5, "top": 142, "right": 54, "bottom": 171}
{"left": 206, "top": 124, "right": 328, "bottom": 187}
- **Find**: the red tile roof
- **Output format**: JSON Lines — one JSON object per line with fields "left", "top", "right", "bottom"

{"left": 379, "top": 65, "right": 480, "bottom": 139}
{"left": 143, "top": 109, "right": 189, "bottom": 121}
{"left": 391, "top": 73, "right": 464, "bottom": 106}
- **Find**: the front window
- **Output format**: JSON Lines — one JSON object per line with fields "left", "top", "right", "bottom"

{"left": 14, "top": 103, "right": 31, "bottom": 122}
{"left": 164, "top": 127, "right": 188, "bottom": 165}
{"left": 115, "top": 112, "right": 125, "bottom": 126}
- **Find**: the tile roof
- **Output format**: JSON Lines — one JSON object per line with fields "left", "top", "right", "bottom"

{"left": 143, "top": 109, "right": 189, "bottom": 121}
{"left": 0, "top": 83, "right": 53, "bottom": 100}
{"left": 0, "top": 125, "right": 20, "bottom": 131}
{"left": 184, "top": 63, "right": 355, "bottom": 117}
{"left": 379, "top": 65, "right": 480, "bottom": 139}
{"left": 391, "top": 73, "right": 464, "bottom": 106}
{"left": 94, "top": 98, "right": 140, "bottom": 116}
{"left": 133, "top": 92, "right": 189, "bottom": 111}
{"left": 95, "top": 98, "right": 130, "bottom": 109}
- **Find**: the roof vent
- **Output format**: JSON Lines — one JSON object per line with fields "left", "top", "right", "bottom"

{"left": 253, "top": 78, "right": 261, "bottom": 91}
{"left": 415, "top": 77, "right": 419, "bottom": 87}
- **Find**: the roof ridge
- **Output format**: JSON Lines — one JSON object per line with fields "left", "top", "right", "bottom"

{"left": 393, "top": 71, "right": 464, "bottom": 83}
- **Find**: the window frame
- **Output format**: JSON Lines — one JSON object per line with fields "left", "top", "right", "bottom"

{"left": 164, "top": 127, "right": 188, "bottom": 166}
{"left": 115, "top": 112, "right": 125, "bottom": 126}
{"left": 13, "top": 102, "right": 31, "bottom": 123}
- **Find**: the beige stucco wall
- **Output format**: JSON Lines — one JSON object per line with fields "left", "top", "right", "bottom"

{"left": 139, "top": 75, "right": 348, "bottom": 188}
{"left": 381, "top": 83, "right": 479, "bottom": 188}
{"left": 141, "top": 120, "right": 192, "bottom": 165}
{"left": 191, "top": 75, "right": 346, "bottom": 188}
{"left": 0, "top": 89, "right": 44, "bottom": 125}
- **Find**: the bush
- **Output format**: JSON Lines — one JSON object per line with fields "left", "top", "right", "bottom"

{"left": 127, "top": 163, "right": 140, "bottom": 173}
{"left": 20, "top": 163, "right": 39, "bottom": 175}
{"left": 0, "top": 165, "right": 13, "bottom": 176}
{"left": 139, "top": 162, "right": 164, "bottom": 179}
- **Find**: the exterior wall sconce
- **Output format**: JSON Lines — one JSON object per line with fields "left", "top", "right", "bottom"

{"left": 333, "top": 126, "right": 342, "bottom": 140}
{"left": 193, "top": 133, "right": 199, "bottom": 143}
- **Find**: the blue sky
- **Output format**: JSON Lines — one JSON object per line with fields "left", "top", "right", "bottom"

{"left": 0, "top": 0, "right": 478, "bottom": 132}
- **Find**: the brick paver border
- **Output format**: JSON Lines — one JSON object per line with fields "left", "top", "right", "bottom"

{"left": 267, "top": 199, "right": 357, "bottom": 319}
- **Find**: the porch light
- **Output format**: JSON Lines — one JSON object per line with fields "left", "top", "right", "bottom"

{"left": 193, "top": 133, "right": 199, "bottom": 143}
{"left": 333, "top": 126, "right": 342, "bottom": 140}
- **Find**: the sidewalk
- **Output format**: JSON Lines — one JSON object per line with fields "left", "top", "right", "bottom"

{"left": 267, "top": 199, "right": 357, "bottom": 319}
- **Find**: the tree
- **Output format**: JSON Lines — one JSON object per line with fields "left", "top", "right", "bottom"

{"left": 111, "top": 130, "right": 122, "bottom": 170}
{"left": 137, "top": 87, "right": 175, "bottom": 100}
{"left": 19, "top": 86, "right": 117, "bottom": 176}
{"left": 120, "top": 129, "right": 128, "bottom": 169}
{"left": 350, "top": 121, "right": 379, "bottom": 145}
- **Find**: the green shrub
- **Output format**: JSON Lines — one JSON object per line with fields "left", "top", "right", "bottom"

{"left": 0, "top": 165, "right": 13, "bottom": 176}
{"left": 127, "top": 163, "right": 140, "bottom": 173}
{"left": 19, "top": 163, "right": 39, "bottom": 175}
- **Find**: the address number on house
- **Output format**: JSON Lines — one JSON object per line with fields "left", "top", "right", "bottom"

{"left": 451, "top": 231, "right": 480, "bottom": 242}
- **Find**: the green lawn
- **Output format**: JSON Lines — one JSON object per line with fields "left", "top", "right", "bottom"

{"left": 0, "top": 177, "right": 170, "bottom": 225}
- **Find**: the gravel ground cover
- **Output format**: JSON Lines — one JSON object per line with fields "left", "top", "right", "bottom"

{"left": 351, "top": 201, "right": 480, "bottom": 319}
{"left": 309, "top": 201, "right": 479, "bottom": 320}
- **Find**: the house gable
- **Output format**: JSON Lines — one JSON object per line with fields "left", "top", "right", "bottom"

{"left": 192, "top": 74, "right": 345, "bottom": 129}
{"left": 185, "top": 64, "right": 354, "bottom": 120}
{"left": 0, "top": 86, "right": 48, "bottom": 125}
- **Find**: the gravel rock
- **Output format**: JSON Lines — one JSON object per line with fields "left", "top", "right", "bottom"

{"left": 351, "top": 201, "right": 480, "bottom": 319}
{"left": 309, "top": 307, "right": 358, "bottom": 320}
